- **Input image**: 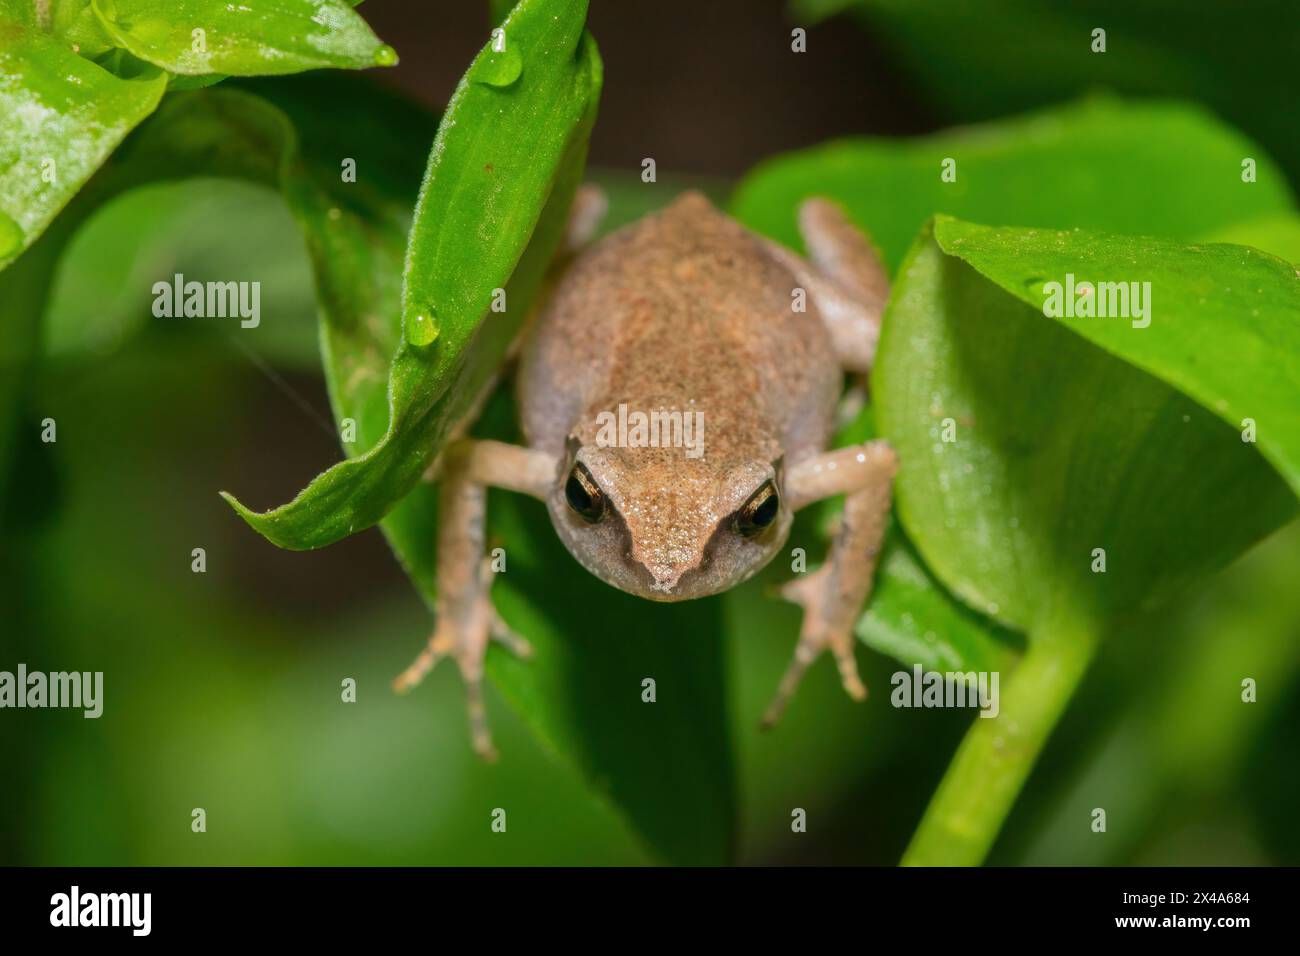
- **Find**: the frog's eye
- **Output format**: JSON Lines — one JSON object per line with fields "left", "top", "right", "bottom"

{"left": 564, "top": 461, "right": 606, "bottom": 523}
{"left": 735, "top": 479, "right": 779, "bottom": 537}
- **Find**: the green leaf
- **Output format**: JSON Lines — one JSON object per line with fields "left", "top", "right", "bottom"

{"left": 878, "top": 221, "right": 1297, "bottom": 864}
{"left": 0, "top": 1, "right": 38, "bottom": 27}
{"left": 882, "top": 220, "right": 1296, "bottom": 630}
{"left": 932, "top": 218, "right": 1300, "bottom": 501}
{"left": 1204, "top": 212, "right": 1300, "bottom": 265}
{"left": 88, "top": 0, "right": 394, "bottom": 76}
{"left": 810, "top": 0, "right": 1300, "bottom": 194}
{"left": 224, "top": 0, "right": 601, "bottom": 550}
{"left": 857, "top": 535, "right": 1019, "bottom": 675}
{"left": 0, "top": 20, "right": 166, "bottom": 269}
{"left": 732, "top": 97, "right": 1294, "bottom": 273}
{"left": 50, "top": 1, "right": 115, "bottom": 59}
{"left": 818, "top": 400, "right": 1019, "bottom": 674}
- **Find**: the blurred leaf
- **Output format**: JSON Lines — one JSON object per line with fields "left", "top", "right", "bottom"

{"left": 879, "top": 221, "right": 1297, "bottom": 864}
{"left": 809, "top": 0, "right": 1300, "bottom": 190}
{"left": 224, "top": 0, "right": 601, "bottom": 550}
{"left": 788, "top": 0, "right": 858, "bottom": 21}
{"left": 88, "top": 0, "right": 394, "bottom": 76}
{"left": 732, "top": 98, "right": 1293, "bottom": 272}
{"left": 0, "top": 1, "right": 37, "bottom": 26}
{"left": 934, "top": 218, "right": 1300, "bottom": 500}
{"left": 1020, "top": 519, "right": 1300, "bottom": 865}
{"left": 1204, "top": 213, "right": 1300, "bottom": 265}
{"left": 43, "top": 179, "right": 323, "bottom": 365}
{"left": 0, "top": 20, "right": 166, "bottom": 270}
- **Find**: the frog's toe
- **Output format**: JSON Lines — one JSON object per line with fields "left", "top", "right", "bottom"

{"left": 490, "top": 609, "right": 533, "bottom": 659}
{"left": 764, "top": 567, "right": 867, "bottom": 728}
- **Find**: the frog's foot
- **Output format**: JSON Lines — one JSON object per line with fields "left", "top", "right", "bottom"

{"left": 392, "top": 559, "right": 532, "bottom": 762}
{"left": 762, "top": 564, "right": 867, "bottom": 730}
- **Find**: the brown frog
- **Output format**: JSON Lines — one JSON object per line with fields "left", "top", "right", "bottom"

{"left": 395, "top": 190, "right": 896, "bottom": 759}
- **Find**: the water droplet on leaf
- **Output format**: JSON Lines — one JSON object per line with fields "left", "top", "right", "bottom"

{"left": 373, "top": 44, "right": 398, "bottom": 67}
{"left": 473, "top": 43, "right": 523, "bottom": 87}
{"left": 407, "top": 310, "right": 439, "bottom": 347}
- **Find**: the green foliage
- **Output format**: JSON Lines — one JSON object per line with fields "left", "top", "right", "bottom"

{"left": 0, "top": 0, "right": 394, "bottom": 270}
{"left": 224, "top": 0, "right": 602, "bottom": 551}
{"left": 0, "top": 21, "right": 166, "bottom": 269}
{"left": 87, "top": 0, "right": 393, "bottom": 76}
{"left": 879, "top": 223, "right": 1296, "bottom": 864}
{"left": 934, "top": 219, "right": 1300, "bottom": 500}
{"left": 4, "top": 0, "right": 1299, "bottom": 868}
{"left": 732, "top": 98, "right": 1292, "bottom": 272}
{"left": 735, "top": 94, "right": 1300, "bottom": 865}
{"left": 793, "top": 0, "right": 1300, "bottom": 191}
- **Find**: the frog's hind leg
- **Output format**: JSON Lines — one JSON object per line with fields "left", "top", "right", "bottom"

{"left": 771, "top": 197, "right": 890, "bottom": 375}
{"left": 762, "top": 440, "right": 898, "bottom": 728}
{"left": 394, "top": 439, "right": 557, "bottom": 761}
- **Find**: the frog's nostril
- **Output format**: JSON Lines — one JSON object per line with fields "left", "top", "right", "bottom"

{"left": 647, "top": 566, "right": 683, "bottom": 593}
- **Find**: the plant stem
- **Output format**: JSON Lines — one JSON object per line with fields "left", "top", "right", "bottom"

{"left": 901, "top": 600, "right": 1100, "bottom": 866}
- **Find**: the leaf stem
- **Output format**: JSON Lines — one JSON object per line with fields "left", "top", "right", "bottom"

{"left": 901, "top": 600, "right": 1100, "bottom": 866}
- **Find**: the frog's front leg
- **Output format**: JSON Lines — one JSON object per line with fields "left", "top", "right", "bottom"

{"left": 393, "top": 439, "right": 557, "bottom": 760}
{"left": 763, "top": 440, "right": 897, "bottom": 728}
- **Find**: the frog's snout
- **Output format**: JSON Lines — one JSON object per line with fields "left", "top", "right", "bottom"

{"left": 646, "top": 566, "right": 685, "bottom": 595}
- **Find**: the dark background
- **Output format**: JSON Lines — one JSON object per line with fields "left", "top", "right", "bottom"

{"left": 363, "top": 0, "right": 932, "bottom": 176}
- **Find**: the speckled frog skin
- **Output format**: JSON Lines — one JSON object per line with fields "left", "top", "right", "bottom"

{"left": 396, "top": 190, "right": 897, "bottom": 759}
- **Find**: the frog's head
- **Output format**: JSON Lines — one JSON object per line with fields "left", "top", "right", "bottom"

{"left": 546, "top": 433, "right": 790, "bottom": 602}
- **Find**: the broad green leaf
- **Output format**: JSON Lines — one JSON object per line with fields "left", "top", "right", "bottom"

{"left": 857, "top": 536, "right": 1019, "bottom": 675}
{"left": 732, "top": 98, "right": 1293, "bottom": 272}
{"left": 224, "top": 0, "right": 601, "bottom": 550}
{"left": 0, "top": 21, "right": 166, "bottom": 269}
{"left": 878, "top": 222, "right": 1296, "bottom": 864}
{"left": 932, "top": 217, "right": 1300, "bottom": 501}
{"left": 89, "top": 0, "right": 394, "bottom": 75}
{"left": 883, "top": 221, "right": 1300, "bottom": 632}
{"left": 826, "top": 401, "right": 1019, "bottom": 673}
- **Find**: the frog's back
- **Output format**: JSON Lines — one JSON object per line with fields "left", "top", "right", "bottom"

{"left": 518, "top": 191, "right": 840, "bottom": 462}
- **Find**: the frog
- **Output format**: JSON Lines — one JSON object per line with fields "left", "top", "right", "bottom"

{"left": 394, "top": 189, "right": 897, "bottom": 760}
